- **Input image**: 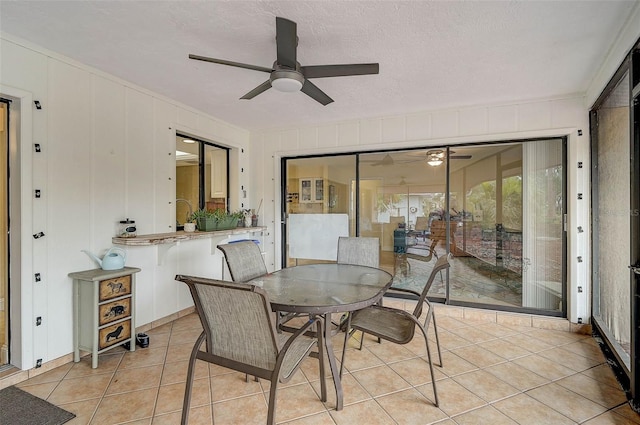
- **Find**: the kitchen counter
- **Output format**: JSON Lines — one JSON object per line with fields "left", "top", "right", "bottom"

{"left": 112, "top": 227, "right": 266, "bottom": 246}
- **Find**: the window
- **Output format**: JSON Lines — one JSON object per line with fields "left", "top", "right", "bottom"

{"left": 175, "top": 134, "right": 229, "bottom": 228}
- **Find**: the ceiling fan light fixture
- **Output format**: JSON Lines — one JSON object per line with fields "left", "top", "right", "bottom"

{"left": 271, "top": 77, "right": 303, "bottom": 92}
{"left": 426, "top": 149, "right": 445, "bottom": 166}
{"left": 427, "top": 157, "right": 443, "bottom": 167}
{"left": 271, "top": 70, "right": 304, "bottom": 92}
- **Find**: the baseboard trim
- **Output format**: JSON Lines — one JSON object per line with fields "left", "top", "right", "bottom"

{"left": 0, "top": 307, "right": 197, "bottom": 390}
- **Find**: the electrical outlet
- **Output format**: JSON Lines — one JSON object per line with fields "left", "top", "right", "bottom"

{"left": 35, "top": 359, "right": 42, "bottom": 368}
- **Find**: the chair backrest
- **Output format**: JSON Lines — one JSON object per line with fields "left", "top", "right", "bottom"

{"left": 412, "top": 255, "right": 450, "bottom": 318}
{"left": 337, "top": 237, "right": 380, "bottom": 268}
{"left": 415, "top": 216, "right": 429, "bottom": 231}
{"left": 217, "top": 241, "right": 267, "bottom": 282}
{"left": 175, "top": 275, "right": 279, "bottom": 371}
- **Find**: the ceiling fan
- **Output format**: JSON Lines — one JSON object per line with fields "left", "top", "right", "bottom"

{"left": 361, "top": 150, "right": 472, "bottom": 167}
{"left": 426, "top": 150, "right": 472, "bottom": 166}
{"left": 189, "top": 17, "right": 379, "bottom": 105}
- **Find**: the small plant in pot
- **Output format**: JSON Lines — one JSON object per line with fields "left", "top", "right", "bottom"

{"left": 189, "top": 209, "right": 216, "bottom": 232}
{"left": 212, "top": 208, "right": 238, "bottom": 230}
{"left": 231, "top": 210, "right": 246, "bottom": 227}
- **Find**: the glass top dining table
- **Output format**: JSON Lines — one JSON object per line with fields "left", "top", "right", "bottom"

{"left": 251, "top": 263, "right": 393, "bottom": 314}
{"left": 249, "top": 263, "right": 393, "bottom": 410}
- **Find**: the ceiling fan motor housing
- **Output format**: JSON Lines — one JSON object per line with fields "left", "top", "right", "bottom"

{"left": 270, "top": 68, "right": 305, "bottom": 92}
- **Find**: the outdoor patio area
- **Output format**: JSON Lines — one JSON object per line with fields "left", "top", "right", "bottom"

{"left": 6, "top": 302, "right": 634, "bottom": 425}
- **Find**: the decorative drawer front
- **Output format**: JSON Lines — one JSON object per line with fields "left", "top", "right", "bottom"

{"left": 99, "top": 297, "right": 131, "bottom": 326}
{"left": 99, "top": 275, "right": 132, "bottom": 302}
{"left": 98, "top": 319, "right": 131, "bottom": 350}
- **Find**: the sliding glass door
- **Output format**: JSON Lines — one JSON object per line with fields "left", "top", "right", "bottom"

{"left": 447, "top": 142, "right": 565, "bottom": 312}
{"left": 282, "top": 139, "right": 566, "bottom": 316}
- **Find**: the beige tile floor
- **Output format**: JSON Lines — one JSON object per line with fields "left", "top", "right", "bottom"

{"left": 11, "top": 301, "right": 640, "bottom": 425}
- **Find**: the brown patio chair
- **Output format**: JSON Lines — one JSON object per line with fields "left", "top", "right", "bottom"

{"left": 175, "top": 275, "right": 322, "bottom": 425}
{"left": 340, "top": 255, "right": 449, "bottom": 407}
{"left": 217, "top": 240, "right": 267, "bottom": 282}
{"left": 337, "top": 236, "right": 380, "bottom": 268}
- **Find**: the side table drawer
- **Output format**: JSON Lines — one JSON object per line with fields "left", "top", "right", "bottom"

{"left": 98, "top": 319, "right": 131, "bottom": 350}
{"left": 99, "top": 297, "right": 131, "bottom": 326}
{"left": 99, "top": 275, "right": 132, "bottom": 302}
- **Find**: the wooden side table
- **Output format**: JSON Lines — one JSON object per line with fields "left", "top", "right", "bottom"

{"left": 68, "top": 267, "right": 141, "bottom": 368}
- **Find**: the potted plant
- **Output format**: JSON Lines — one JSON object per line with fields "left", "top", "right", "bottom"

{"left": 231, "top": 210, "right": 246, "bottom": 227}
{"left": 212, "top": 208, "right": 238, "bottom": 230}
{"left": 189, "top": 209, "right": 216, "bottom": 232}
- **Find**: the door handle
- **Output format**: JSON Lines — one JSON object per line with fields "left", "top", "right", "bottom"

{"left": 630, "top": 265, "right": 640, "bottom": 275}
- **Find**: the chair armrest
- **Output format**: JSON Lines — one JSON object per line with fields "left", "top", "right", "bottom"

{"left": 279, "top": 316, "right": 319, "bottom": 353}
{"left": 386, "top": 287, "right": 421, "bottom": 299}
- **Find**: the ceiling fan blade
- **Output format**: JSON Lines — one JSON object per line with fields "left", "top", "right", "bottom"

{"left": 240, "top": 80, "right": 272, "bottom": 100}
{"left": 276, "top": 17, "right": 297, "bottom": 69}
{"left": 451, "top": 155, "right": 472, "bottom": 159}
{"left": 189, "top": 54, "right": 272, "bottom": 73}
{"left": 301, "top": 63, "right": 380, "bottom": 79}
{"left": 301, "top": 80, "right": 333, "bottom": 105}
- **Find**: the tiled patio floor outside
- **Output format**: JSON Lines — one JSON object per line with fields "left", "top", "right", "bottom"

{"left": 8, "top": 301, "right": 640, "bottom": 425}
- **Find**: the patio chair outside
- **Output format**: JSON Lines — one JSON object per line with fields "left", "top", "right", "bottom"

{"left": 340, "top": 255, "right": 450, "bottom": 407}
{"left": 175, "top": 275, "right": 322, "bottom": 425}
{"left": 217, "top": 240, "right": 267, "bottom": 282}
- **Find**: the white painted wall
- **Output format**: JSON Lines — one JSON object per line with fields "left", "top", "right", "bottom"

{"left": 1, "top": 35, "right": 251, "bottom": 369}
{"left": 252, "top": 96, "right": 591, "bottom": 324}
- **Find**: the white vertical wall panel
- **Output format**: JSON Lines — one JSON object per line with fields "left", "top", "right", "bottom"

{"left": 518, "top": 101, "right": 552, "bottom": 131}
{"left": 551, "top": 98, "right": 585, "bottom": 129}
{"left": 488, "top": 105, "right": 517, "bottom": 134}
{"left": 317, "top": 124, "right": 338, "bottom": 148}
{"left": 459, "top": 107, "right": 488, "bottom": 136}
{"left": 124, "top": 88, "right": 155, "bottom": 235}
{"left": 154, "top": 99, "right": 177, "bottom": 234}
{"left": 337, "top": 122, "right": 358, "bottom": 146}
{"left": 92, "top": 76, "right": 126, "bottom": 250}
{"left": 382, "top": 116, "right": 406, "bottom": 143}
{"left": 431, "top": 110, "right": 458, "bottom": 139}
{"left": 299, "top": 126, "right": 318, "bottom": 150}
{"left": 0, "top": 40, "right": 48, "bottom": 98}
{"left": 176, "top": 107, "right": 199, "bottom": 131}
{"left": 47, "top": 59, "right": 93, "bottom": 360}
{"left": 153, "top": 100, "right": 178, "bottom": 320}
{"left": 281, "top": 129, "right": 299, "bottom": 151}
{"left": 359, "top": 118, "right": 382, "bottom": 145}
{"left": 406, "top": 112, "right": 431, "bottom": 141}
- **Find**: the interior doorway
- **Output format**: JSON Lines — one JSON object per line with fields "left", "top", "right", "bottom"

{"left": 1, "top": 99, "right": 9, "bottom": 367}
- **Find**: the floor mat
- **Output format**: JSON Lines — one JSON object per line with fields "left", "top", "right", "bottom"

{"left": 0, "top": 385, "right": 75, "bottom": 425}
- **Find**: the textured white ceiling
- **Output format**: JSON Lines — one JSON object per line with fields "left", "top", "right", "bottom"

{"left": 0, "top": 1, "right": 636, "bottom": 131}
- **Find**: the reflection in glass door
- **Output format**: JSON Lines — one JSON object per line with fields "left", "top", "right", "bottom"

{"left": 449, "top": 142, "right": 565, "bottom": 312}
{"left": 283, "top": 155, "right": 356, "bottom": 267}
{"left": 282, "top": 140, "right": 566, "bottom": 316}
